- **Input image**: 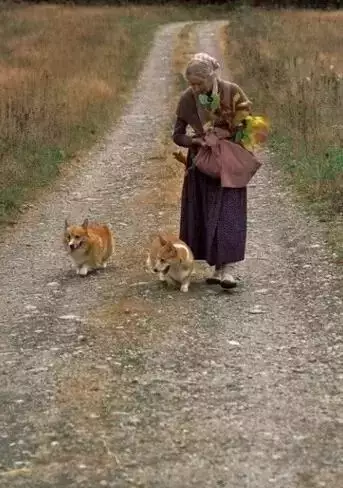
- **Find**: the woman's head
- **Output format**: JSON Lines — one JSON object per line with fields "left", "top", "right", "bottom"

{"left": 185, "top": 53, "right": 220, "bottom": 94}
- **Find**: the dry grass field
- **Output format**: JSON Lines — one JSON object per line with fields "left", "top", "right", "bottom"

{"left": 224, "top": 8, "right": 343, "bottom": 257}
{"left": 0, "top": 2, "right": 228, "bottom": 222}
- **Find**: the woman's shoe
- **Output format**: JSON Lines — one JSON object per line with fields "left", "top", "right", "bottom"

{"left": 206, "top": 267, "right": 222, "bottom": 285}
{"left": 220, "top": 265, "right": 237, "bottom": 289}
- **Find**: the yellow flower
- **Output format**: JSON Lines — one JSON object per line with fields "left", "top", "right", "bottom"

{"left": 239, "top": 115, "right": 270, "bottom": 151}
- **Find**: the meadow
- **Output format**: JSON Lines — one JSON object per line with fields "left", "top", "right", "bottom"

{"left": 0, "top": 2, "right": 228, "bottom": 222}
{"left": 224, "top": 8, "right": 343, "bottom": 256}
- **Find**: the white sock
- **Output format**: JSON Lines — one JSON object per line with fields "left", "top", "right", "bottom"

{"left": 212, "top": 267, "right": 222, "bottom": 279}
{"left": 221, "top": 264, "right": 236, "bottom": 282}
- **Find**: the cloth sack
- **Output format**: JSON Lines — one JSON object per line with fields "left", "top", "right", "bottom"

{"left": 194, "top": 128, "right": 261, "bottom": 188}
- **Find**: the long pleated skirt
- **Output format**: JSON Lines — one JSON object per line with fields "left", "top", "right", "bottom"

{"left": 180, "top": 156, "right": 247, "bottom": 268}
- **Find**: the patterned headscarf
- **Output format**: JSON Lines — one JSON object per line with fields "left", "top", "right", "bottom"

{"left": 185, "top": 52, "right": 221, "bottom": 81}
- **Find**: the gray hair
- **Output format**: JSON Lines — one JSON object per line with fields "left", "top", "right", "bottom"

{"left": 185, "top": 52, "right": 221, "bottom": 81}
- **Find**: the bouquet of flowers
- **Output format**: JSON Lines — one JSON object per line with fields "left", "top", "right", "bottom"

{"left": 234, "top": 115, "right": 270, "bottom": 152}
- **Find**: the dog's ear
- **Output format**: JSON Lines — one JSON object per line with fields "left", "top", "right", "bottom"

{"left": 171, "top": 244, "right": 178, "bottom": 257}
{"left": 166, "top": 242, "right": 177, "bottom": 257}
{"left": 82, "top": 218, "right": 89, "bottom": 230}
{"left": 158, "top": 233, "right": 167, "bottom": 246}
{"left": 64, "top": 218, "right": 69, "bottom": 230}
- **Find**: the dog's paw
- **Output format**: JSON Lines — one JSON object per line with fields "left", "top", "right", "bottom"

{"left": 79, "top": 266, "right": 89, "bottom": 276}
{"left": 180, "top": 283, "right": 189, "bottom": 293}
{"left": 158, "top": 272, "right": 167, "bottom": 282}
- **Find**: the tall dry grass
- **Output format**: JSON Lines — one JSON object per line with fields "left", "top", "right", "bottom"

{"left": 0, "top": 4, "right": 155, "bottom": 219}
{"left": 0, "top": 2, "right": 232, "bottom": 223}
{"left": 225, "top": 8, "right": 343, "bottom": 257}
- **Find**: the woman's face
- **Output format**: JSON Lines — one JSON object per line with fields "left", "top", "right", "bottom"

{"left": 187, "top": 74, "right": 213, "bottom": 95}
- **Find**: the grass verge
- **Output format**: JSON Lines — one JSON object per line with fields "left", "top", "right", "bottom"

{"left": 223, "top": 7, "right": 343, "bottom": 260}
{"left": 0, "top": 2, "right": 233, "bottom": 225}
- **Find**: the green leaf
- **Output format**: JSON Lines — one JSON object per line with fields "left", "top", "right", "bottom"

{"left": 210, "top": 94, "right": 220, "bottom": 110}
{"left": 198, "top": 94, "right": 209, "bottom": 105}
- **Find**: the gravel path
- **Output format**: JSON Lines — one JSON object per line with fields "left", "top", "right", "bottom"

{"left": 0, "top": 21, "right": 342, "bottom": 488}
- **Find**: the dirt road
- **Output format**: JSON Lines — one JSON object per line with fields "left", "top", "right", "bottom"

{"left": 0, "top": 21, "right": 342, "bottom": 488}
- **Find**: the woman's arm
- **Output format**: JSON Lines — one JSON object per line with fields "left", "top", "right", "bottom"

{"left": 173, "top": 117, "right": 205, "bottom": 148}
{"left": 172, "top": 117, "right": 193, "bottom": 147}
{"left": 231, "top": 83, "right": 252, "bottom": 126}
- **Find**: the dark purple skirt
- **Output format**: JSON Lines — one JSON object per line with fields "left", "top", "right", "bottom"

{"left": 180, "top": 152, "right": 247, "bottom": 267}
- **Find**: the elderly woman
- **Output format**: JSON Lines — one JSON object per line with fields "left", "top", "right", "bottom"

{"left": 173, "top": 53, "right": 252, "bottom": 289}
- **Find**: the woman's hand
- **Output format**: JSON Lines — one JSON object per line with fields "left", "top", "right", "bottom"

{"left": 192, "top": 137, "right": 207, "bottom": 147}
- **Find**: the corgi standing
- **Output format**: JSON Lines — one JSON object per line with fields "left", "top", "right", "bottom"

{"left": 64, "top": 218, "right": 114, "bottom": 276}
{"left": 147, "top": 234, "right": 194, "bottom": 292}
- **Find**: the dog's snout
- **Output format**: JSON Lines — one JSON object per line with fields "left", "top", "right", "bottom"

{"left": 153, "top": 267, "right": 158, "bottom": 273}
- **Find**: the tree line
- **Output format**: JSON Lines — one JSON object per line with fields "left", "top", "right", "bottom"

{"left": 9, "top": 0, "right": 342, "bottom": 9}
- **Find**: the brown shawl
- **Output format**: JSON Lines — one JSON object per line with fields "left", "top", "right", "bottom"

{"left": 175, "top": 79, "right": 252, "bottom": 138}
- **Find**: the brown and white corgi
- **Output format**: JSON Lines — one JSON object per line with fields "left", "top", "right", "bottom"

{"left": 64, "top": 218, "right": 114, "bottom": 276}
{"left": 146, "top": 233, "right": 194, "bottom": 292}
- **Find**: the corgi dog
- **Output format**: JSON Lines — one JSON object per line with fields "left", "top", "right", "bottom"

{"left": 64, "top": 218, "right": 114, "bottom": 276}
{"left": 146, "top": 233, "right": 194, "bottom": 292}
